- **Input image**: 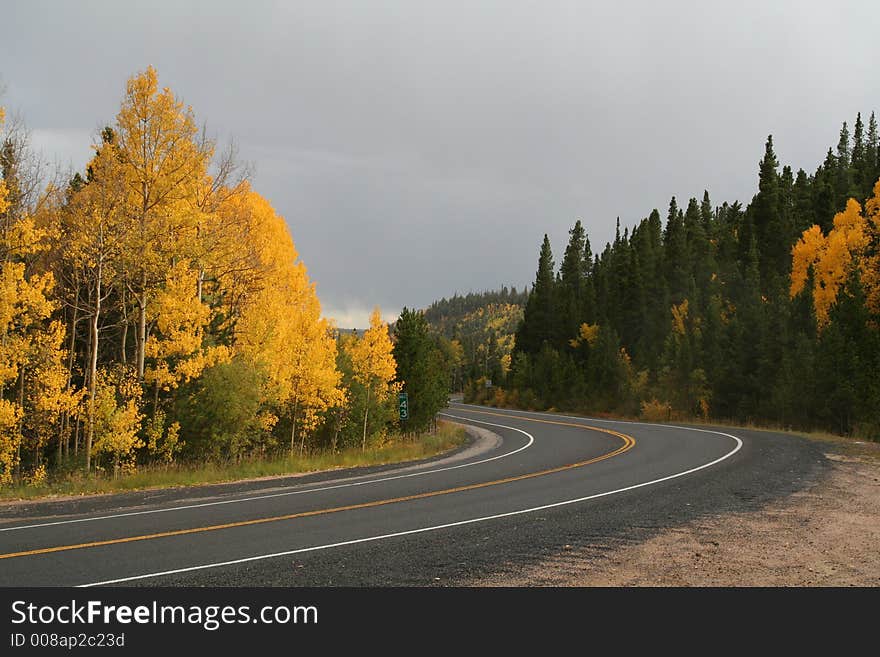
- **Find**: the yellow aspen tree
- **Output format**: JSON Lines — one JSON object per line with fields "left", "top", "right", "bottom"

{"left": 231, "top": 189, "right": 341, "bottom": 453}
{"left": 286, "top": 316, "right": 343, "bottom": 456}
{"left": 0, "top": 99, "right": 64, "bottom": 483}
{"left": 23, "top": 320, "right": 82, "bottom": 473}
{"left": 349, "top": 308, "right": 398, "bottom": 450}
{"left": 0, "top": 104, "right": 74, "bottom": 483}
{"left": 113, "top": 66, "right": 212, "bottom": 380}
{"left": 790, "top": 196, "right": 872, "bottom": 328}
{"left": 0, "top": 261, "right": 55, "bottom": 484}
{"left": 232, "top": 191, "right": 312, "bottom": 380}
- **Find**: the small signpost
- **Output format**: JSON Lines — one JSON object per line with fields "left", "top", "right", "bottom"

{"left": 398, "top": 392, "right": 409, "bottom": 421}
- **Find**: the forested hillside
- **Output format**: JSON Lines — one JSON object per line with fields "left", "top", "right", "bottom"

{"left": 424, "top": 288, "right": 527, "bottom": 329}
{"left": 424, "top": 289, "right": 526, "bottom": 391}
{"left": 469, "top": 115, "right": 880, "bottom": 439}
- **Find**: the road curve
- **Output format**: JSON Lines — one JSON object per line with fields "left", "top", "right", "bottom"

{"left": 0, "top": 403, "right": 827, "bottom": 586}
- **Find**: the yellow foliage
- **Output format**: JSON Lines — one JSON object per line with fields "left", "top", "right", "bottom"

{"left": 90, "top": 368, "right": 144, "bottom": 473}
{"left": 145, "top": 411, "right": 183, "bottom": 464}
{"left": 349, "top": 308, "right": 397, "bottom": 396}
{"left": 0, "top": 71, "right": 359, "bottom": 475}
{"left": 3, "top": 216, "right": 47, "bottom": 258}
{"left": 257, "top": 411, "right": 278, "bottom": 432}
{"left": 0, "top": 399, "right": 22, "bottom": 486}
{"left": 347, "top": 308, "right": 399, "bottom": 449}
{"left": 569, "top": 322, "right": 600, "bottom": 348}
{"left": 147, "top": 262, "right": 210, "bottom": 358}
{"left": 112, "top": 66, "right": 214, "bottom": 375}
{"left": 25, "top": 321, "right": 82, "bottom": 452}
{"left": 698, "top": 397, "right": 710, "bottom": 419}
{"left": 26, "top": 464, "right": 47, "bottom": 487}
{"left": 491, "top": 387, "right": 507, "bottom": 408}
{"left": 790, "top": 193, "right": 878, "bottom": 328}
{"left": 145, "top": 261, "right": 228, "bottom": 390}
{"left": 790, "top": 225, "right": 824, "bottom": 299}
{"left": 671, "top": 299, "right": 689, "bottom": 336}
{"left": 0, "top": 262, "right": 57, "bottom": 401}
{"left": 230, "top": 188, "right": 342, "bottom": 445}
{"left": 0, "top": 263, "right": 55, "bottom": 339}
{"left": 862, "top": 179, "right": 880, "bottom": 317}
{"left": 640, "top": 398, "right": 672, "bottom": 422}
{"left": 0, "top": 218, "right": 70, "bottom": 483}
{"left": 115, "top": 66, "right": 210, "bottom": 218}
{"left": 448, "top": 339, "right": 464, "bottom": 365}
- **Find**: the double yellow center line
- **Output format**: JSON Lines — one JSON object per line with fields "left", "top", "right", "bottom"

{"left": 0, "top": 408, "right": 635, "bottom": 561}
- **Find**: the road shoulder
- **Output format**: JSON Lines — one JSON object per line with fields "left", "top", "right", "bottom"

{"left": 476, "top": 433, "right": 879, "bottom": 586}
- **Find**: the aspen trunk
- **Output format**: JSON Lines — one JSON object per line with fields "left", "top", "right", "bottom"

{"left": 120, "top": 286, "right": 128, "bottom": 364}
{"left": 361, "top": 386, "right": 370, "bottom": 451}
{"left": 289, "top": 397, "right": 298, "bottom": 455}
{"left": 86, "top": 307, "right": 99, "bottom": 473}
{"left": 153, "top": 379, "right": 160, "bottom": 418}
{"left": 57, "top": 418, "right": 63, "bottom": 466}
{"left": 85, "top": 262, "right": 102, "bottom": 474}
{"left": 136, "top": 275, "right": 147, "bottom": 381}
{"left": 299, "top": 405, "right": 308, "bottom": 457}
{"left": 16, "top": 368, "right": 24, "bottom": 480}
{"left": 61, "top": 289, "right": 80, "bottom": 465}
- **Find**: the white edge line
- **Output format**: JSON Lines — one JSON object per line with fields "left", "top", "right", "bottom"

{"left": 0, "top": 413, "right": 532, "bottom": 533}
{"left": 78, "top": 415, "right": 742, "bottom": 587}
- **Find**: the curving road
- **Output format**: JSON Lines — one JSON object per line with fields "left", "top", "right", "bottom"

{"left": 0, "top": 403, "right": 827, "bottom": 586}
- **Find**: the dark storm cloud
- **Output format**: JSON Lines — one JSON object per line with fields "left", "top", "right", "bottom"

{"left": 3, "top": 0, "right": 878, "bottom": 326}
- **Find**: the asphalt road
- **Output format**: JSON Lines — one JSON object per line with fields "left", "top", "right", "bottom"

{"left": 0, "top": 403, "right": 827, "bottom": 586}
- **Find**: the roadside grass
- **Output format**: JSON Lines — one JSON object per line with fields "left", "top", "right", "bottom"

{"left": 0, "top": 421, "right": 467, "bottom": 502}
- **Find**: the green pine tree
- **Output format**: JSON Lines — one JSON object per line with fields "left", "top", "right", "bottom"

{"left": 515, "top": 234, "right": 557, "bottom": 355}
{"left": 392, "top": 307, "right": 450, "bottom": 433}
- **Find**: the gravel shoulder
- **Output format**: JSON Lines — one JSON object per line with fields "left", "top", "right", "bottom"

{"left": 475, "top": 434, "right": 880, "bottom": 587}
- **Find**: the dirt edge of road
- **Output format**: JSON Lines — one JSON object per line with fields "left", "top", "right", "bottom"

{"left": 476, "top": 434, "right": 880, "bottom": 587}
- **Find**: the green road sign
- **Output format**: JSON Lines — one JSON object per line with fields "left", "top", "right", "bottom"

{"left": 398, "top": 392, "right": 409, "bottom": 420}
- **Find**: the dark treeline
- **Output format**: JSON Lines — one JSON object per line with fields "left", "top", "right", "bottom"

{"left": 468, "top": 113, "right": 880, "bottom": 438}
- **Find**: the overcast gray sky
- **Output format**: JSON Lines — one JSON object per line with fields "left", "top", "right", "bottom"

{"left": 3, "top": 1, "right": 878, "bottom": 327}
